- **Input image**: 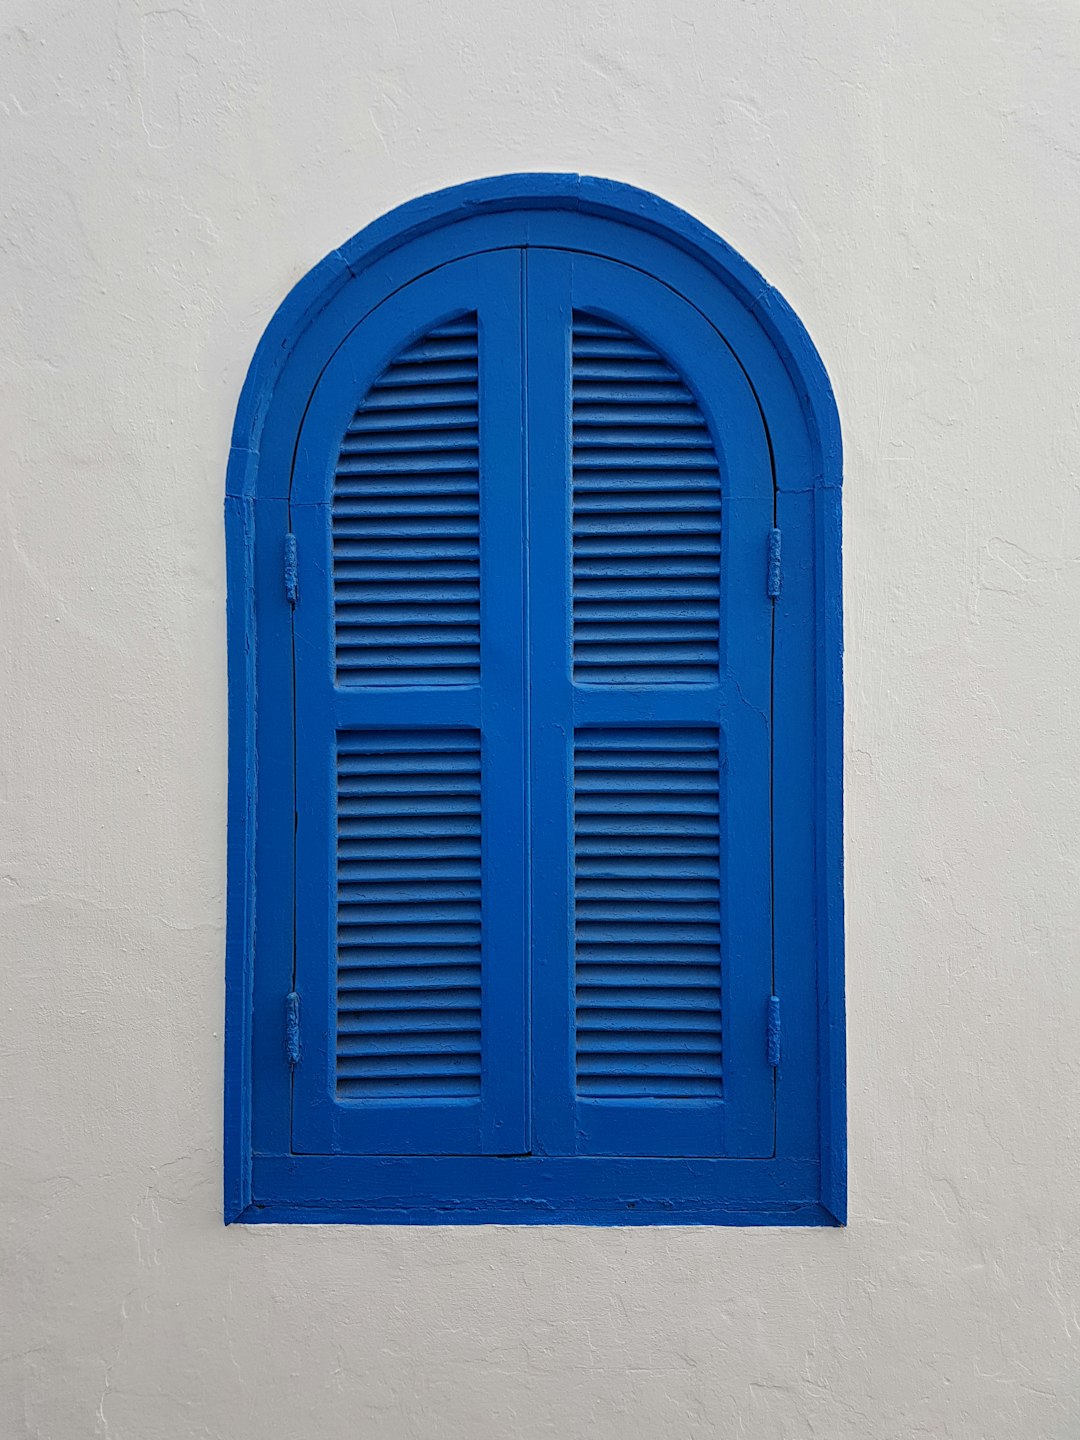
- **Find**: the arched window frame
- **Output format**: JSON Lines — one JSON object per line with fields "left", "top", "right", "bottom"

{"left": 225, "top": 174, "right": 844, "bottom": 1225}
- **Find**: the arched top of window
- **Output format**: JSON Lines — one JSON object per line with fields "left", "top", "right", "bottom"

{"left": 227, "top": 174, "right": 840, "bottom": 503}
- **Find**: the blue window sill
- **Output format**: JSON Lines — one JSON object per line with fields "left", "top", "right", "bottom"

{"left": 229, "top": 1154, "right": 843, "bottom": 1226}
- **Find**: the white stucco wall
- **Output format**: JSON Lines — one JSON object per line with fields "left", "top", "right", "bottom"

{"left": 3, "top": 1, "right": 1079, "bottom": 1434}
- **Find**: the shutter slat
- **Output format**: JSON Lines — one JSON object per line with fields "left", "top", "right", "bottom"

{"left": 573, "top": 599, "right": 719, "bottom": 620}
{"left": 335, "top": 455, "right": 479, "bottom": 476}
{"left": 336, "top": 732, "right": 482, "bottom": 1098}
{"left": 338, "top": 959, "right": 479, "bottom": 977}
{"left": 334, "top": 484, "right": 480, "bottom": 504}
{"left": 574, "top": 405, "right": 712, "bottom": 427}
{"left": 338, "top": 985, "right": 482, "bottom": 1005}
{"left": 371, "top": 360, "right": 479, "bottom": 385}
{"left": 335, "top": 498, "right": 479, "bottom": 519}
{"left": 574, "top": 729, "right": 723, "bottom": 1099}
{"left": 577, "top": 1012, "right": 723, "bottom": 1034}
{"left": 339, "top": 1009, "right": 480, "bottom": 1032}
{"left": 573, "top": 579, "right": 720, "bottom": 600}
{"left": 577, "top": 986, "right": 721, "bottom": 1010}
{"left": 340, "top": 426, "right": 479, "bottom": 448}
{"left": 572, "top": 382, "right": 697, "bottom": 404}
{"left": 338, "top": 1033, "right": 481, "bottom": 1055}
{"left": 334, "top": 314, "right": 481, "bottom": 686}
{"left": 573, "top": 425, "right": 715, "bottom": 447}
{"left": 357, "top": 383, "right": 479, "bottom": 411}
{"left": 348, "top": 405, "right": 476, "bottom": 428}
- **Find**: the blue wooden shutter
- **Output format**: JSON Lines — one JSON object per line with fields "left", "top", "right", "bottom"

{"left": 526, "top": 252, "right": 776, "bottom": 1158}
{"left": 285, "top": 244, "right": 775, "bottom": 1164}
{"left": 290, "top": 252, "right": 530, "bottom": 1156}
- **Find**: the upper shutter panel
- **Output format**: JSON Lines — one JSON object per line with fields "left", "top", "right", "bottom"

{"left": 333, "top": 316, "right": 481, "bottom": 687}
{"left": 290, "top": 251, "right": 529, "bottom": 1158}
{"left": 571, "top": 313, "right": 722, "bottom": 684}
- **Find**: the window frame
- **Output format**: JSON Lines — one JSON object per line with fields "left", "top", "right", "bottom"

{"left": 225, "top": 174, "right": 845, "bottom": 1225}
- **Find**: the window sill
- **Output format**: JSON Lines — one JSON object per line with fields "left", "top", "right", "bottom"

{"left": 228, "top": 1153, "right": 843, "bottom": 1226}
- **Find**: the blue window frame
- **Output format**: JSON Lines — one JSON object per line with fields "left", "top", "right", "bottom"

{"left": 225, "top": 175, "right": 845, "bottom": 1225}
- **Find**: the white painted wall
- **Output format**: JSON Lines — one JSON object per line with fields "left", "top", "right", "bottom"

{"left": 3, "top": 1, "right": 1079, "bottom": 1434}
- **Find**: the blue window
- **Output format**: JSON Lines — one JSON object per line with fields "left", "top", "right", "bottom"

{"left": 225, "top": 175, "right": 845, "bottom": 1225}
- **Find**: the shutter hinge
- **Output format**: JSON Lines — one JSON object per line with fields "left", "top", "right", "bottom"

{"left": 285, "top": 990, "right": 301, "bottom": 1067}
{"left": 767, "top": 527, "right": 782, "bottom": 600}
{"left": 767, "top": 994, "right": 781, "bottom": 1067}
{"left": 284, "top": 532, "right": 299, "bottom": 606}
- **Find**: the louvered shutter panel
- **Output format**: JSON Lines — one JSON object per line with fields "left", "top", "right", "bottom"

{"left": 334, "top": 731, "right": 483, "bottom": 1102}
{"left": 333, "top": 316, "right": 482, "bottom": 688}
{"left": 290, "top": 252, "right": 530, "bottom": 1156}
{"left": 570, "top": 314, "right": 723, "bottom": 684}
{"left": 527, "top": 252, "right": 775, "bottom": 1158}
{"left": 572, "top": 727, "right": 724, "bottom": 1100}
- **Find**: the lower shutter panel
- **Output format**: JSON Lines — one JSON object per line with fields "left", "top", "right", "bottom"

{"left": 336, "top": 731, "right": 483, "bottom": 1100}
{"left": 573, "top": 727, "right": 723, "bottom": 1100}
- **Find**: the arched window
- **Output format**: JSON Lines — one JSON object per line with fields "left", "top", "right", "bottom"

{"left": 225, "top": 176, "right": 844, "bottom": 1225}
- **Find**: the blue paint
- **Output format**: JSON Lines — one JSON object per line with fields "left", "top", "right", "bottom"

{"left": 285, "top": 991, "right": 301, "bottom": 1067}
{"left": 225, "top": 174, "right": 844, "bottom": 1226}
{"left": 332, "top": 316, "right": 481, "bottom": 685}
{"left": 767, "top": 994, "right": 781, "bottom": 1067}
{"left": 244, "top": 1151, "right": 833, "bottom": 1225}
{"left": 569, "top": 310, "right": 723, "bottom": 682}
{"left": 242, "top": 1153, "right": 830, "bottom": 1226}
{"left": 283, "top": 532, "right": 298, "bottom": 606}
{"left": 767, "top": 527, "right": 782, "bottom": 599}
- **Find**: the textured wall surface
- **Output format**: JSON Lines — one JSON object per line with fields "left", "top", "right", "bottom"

{"left": 2, "top": 2, "right": 1079, "bottom": 1436}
